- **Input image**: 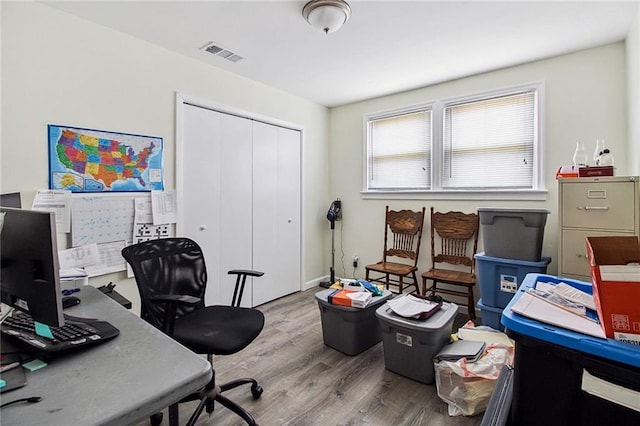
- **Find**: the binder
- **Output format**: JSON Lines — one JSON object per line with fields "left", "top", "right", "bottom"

{"left": 434, "top": 339, "right": 486, "bottom": 363}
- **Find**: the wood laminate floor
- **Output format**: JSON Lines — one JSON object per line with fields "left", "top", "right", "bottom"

{"left": 138, "top": 288, "right": 485, "bottom": 426}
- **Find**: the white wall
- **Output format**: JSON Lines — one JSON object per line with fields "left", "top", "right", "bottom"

{"left": 628, "top": 10, "right": 640, "bottom": 176}
{"left": 328, "top": 43, "right": 628, "bottom": 302}
{"left": 0, "top": 1, "right": 330, "bottom": 312}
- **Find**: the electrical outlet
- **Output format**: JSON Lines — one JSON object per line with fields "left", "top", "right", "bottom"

{"left": 352, "top": 255, "right": 359, "bottom": 268}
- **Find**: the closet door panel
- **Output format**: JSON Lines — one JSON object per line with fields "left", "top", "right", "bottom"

{"left": 252, "top": 122, "right": 301, "bottom": 306}
{"left": 218, "top": 114, "right": 253, "bottom": 306}
{"left": 182, "top": 106, "right": 252, "bottom": 306}
{"left": 276, "top": 127, "right": 301, "bottom": 299}
{"left": 252, "top": 122, "right": 280, "bottom": 306}
{"left": 182, "top": 105, "right": 223, "bottom": 303}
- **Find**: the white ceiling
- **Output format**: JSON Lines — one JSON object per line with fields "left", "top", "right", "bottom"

{"left": 43, "top": 1, "right": 639, "bottom": 107}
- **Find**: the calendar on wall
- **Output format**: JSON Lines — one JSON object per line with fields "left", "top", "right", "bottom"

{"left": 70, "top": 193, "right": 175, "bottom": 277}
{"left": 71, "top": 194, "right": 142, "bottom": 246}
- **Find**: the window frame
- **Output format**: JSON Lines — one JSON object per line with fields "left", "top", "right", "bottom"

{"left": 365, "top": 103, "right": 434, "bottom": 191}
{"left": 362, "top": 82, "right": 546, "bottom": 201}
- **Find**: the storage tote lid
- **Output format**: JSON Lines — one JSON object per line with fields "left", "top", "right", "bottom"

{"left": 478, "top": 208, "right": 549, "bottom": 226}
{"left": 477, "top": 208, "right": 550, "bottom": 214}
{"left": 375, "top": 300, "right": 458, "bottom": 331}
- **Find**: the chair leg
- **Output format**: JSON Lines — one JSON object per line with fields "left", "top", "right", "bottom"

{"left": 185, "top": 395, "right": 211, "bottom": 426}
{"left": 168, "top": 403, "right": 179, "bottom": 426}
{"left": 150, "top": 412, "right": 163, "bottom": 426}
{"left": 411, "top": 272, "right": 419, "bottom": 295}
{"left": 398, "top": 276, "right": 404, "bottom": 294}
{"left": 467, "top": 287, "right": 476, "bottom": 319}
{"left": 219, "top": 378, "right": 263, "bottom": 398}
{"left": 215, "top": 393, "right": 257, "bottom": 425}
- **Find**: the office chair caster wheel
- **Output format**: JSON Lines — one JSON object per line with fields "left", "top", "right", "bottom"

{"left": 150, "top": 412, "right": 163, "bottom": 425}
{"left": 251, "top": 384, "right": 263, "bottom": 399}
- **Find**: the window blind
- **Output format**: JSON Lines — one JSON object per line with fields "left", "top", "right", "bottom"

{"left": 443, "top": 90, "right": 536, "bottom": 189}
{"left": 367, "top": 109, "right": 431, "bottom": 190}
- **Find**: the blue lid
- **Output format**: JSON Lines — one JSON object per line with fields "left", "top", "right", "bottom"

{"left": 502, "top": 273, "right": 640, "bottom": 368}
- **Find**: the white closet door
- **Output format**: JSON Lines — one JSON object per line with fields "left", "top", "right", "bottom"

{"left": 217, "top": 114, "right": 253, "bottom": 306}
{"left": 181, "top": 105, "right": 252, "bottom": 306}
{"left": 252, "top": 122, "right": 301, "bottom": 306}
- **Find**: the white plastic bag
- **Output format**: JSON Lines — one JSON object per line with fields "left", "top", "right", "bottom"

{"left": 434, "top": 344, "right": 514, "bottom": 416}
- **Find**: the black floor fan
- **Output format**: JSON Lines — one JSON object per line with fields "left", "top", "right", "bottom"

{"left": 319, "top": 199, "right": 341, "bottom": 288}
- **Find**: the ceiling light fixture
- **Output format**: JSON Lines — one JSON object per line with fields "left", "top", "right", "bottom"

{"left": 302, "top": 0, "right": 351, "bottom": 35}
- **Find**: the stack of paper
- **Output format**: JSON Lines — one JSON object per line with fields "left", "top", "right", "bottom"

{"left": 387, "top": 294, "right": 441, "bottom": 319}
{"left": 510, "top": 290, "right": 606, "bottom": 339}
{"left": 536, "top": 281, "right": 596, "bottom": 311}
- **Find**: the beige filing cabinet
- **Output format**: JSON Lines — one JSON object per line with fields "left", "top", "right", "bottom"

{"left": 558, "top": 176, "right": 640, "bottom": 280}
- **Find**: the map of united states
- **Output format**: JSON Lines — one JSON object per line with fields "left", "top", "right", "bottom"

{"left": 55, "top": 129, "right": 155, "bottom": 189}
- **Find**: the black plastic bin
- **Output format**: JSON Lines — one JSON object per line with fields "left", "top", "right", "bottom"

{"left": 508, "top": 332, "right": 640, "bottom": 426}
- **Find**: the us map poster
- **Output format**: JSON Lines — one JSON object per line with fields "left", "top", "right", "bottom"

{"left": 48, "top": 124, "right": 164, "bottom": 192}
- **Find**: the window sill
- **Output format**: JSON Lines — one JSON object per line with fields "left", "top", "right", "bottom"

{"left": 361, "top": 189, "right": 548, "bottom": 201}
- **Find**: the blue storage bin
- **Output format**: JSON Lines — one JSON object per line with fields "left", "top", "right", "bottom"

{"left": 477, "top": 299, "right": 504, "bottom": 331}
{"left": 502, "top": 273, "right": 640, "bottom": 367}
{"left": 475, "top": 253, "right": 551, "bottom": 309}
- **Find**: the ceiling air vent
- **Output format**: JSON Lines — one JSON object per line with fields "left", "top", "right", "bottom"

{"left": 201, "top": 42, "right": 244, "bottom": 63}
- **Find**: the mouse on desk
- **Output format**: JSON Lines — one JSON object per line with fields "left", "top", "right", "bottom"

{"left": 62, "top": 296, "right": 81, "bottom": 309}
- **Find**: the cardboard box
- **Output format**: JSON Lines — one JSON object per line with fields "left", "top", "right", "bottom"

{"left": 586, "top": 236, "right": 640, "bottom": 343}
{"left": 556, "top": 165, "right": 579, "bottom": 179}
{"left": 578, "top": 166, "right": 614, "bottom": 177}
{"left": 327, "top": 289, "right": 372, "bottom": 308}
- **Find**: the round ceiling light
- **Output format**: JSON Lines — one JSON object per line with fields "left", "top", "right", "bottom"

{"left": 302, "top": 0, "right": 352, "bottom": 35}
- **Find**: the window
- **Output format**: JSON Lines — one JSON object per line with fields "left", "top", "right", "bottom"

{"left": 366, "top": 108, "right": 432, "bottom": 190}
{"left": 365, "top": 83, "right": 543, "bottom": 196}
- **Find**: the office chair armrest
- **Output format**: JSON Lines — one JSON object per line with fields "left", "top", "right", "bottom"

{"left": 228, "top": 269, "right": 264, "bottom": 307}
{"left": 228, "top": 269, "right": 264, "bottom": 278}
{"left": 150, "top": 294, "right": 200, "bottom": 306}
{"left": 148, "top": 294, "right": 200, "bottom": 336}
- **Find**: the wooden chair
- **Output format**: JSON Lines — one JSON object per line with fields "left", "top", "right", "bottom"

{"left": 422, "top": 207, "right": 479, "bottom": 319}
{"left": 365, "top": 206, "right": 426, "bottom": 294}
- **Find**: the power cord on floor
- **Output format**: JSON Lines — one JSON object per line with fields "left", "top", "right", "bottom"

{"left": 0, "top": 396, "right": 42, "bottom": 408}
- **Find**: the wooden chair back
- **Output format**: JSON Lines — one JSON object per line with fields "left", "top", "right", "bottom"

{"left": 383, "top": 206, "right": 426, "bottom": 267}
{"left": 430, "top": 208, "right": 479, "bottom": 273}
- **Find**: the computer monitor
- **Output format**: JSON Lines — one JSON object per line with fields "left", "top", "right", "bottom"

{"left": 0, "top": 192, "right": 22, "bottom": 208}
{"left": 0, "top": 207, "right": 64, "bottom": 327}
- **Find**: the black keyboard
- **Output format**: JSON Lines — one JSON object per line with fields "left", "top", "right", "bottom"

{"left": 1, "top": 310, "right": 120, "bottom": 354}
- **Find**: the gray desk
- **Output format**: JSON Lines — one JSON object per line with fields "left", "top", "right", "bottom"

{"left": 1, "top": 286, "right": 212, "bottom": 425}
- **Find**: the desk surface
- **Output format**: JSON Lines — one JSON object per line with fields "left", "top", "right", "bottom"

{"left": 1, "top": 286, "right": 212, "bottom": 425}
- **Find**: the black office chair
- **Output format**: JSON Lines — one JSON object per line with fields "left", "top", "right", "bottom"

{"left": 121, "top": 237, "right": 265, "bottom": 426}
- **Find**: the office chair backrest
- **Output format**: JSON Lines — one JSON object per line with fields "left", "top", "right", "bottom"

{"left": 121, "top": 238, "right": 207, "bottom": 332}
{"left": 383, "top": 206, "right": 426, "bottom": 265}
{"left": 430, "top": 208, "right": 479, "bottom": 271}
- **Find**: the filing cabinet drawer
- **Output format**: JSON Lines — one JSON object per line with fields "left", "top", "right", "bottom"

{"left": 560, "top": 229, "right": 633, "bottom": 278}
{"left": 561, "top": 180, "right": 636, "bottom": 231}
